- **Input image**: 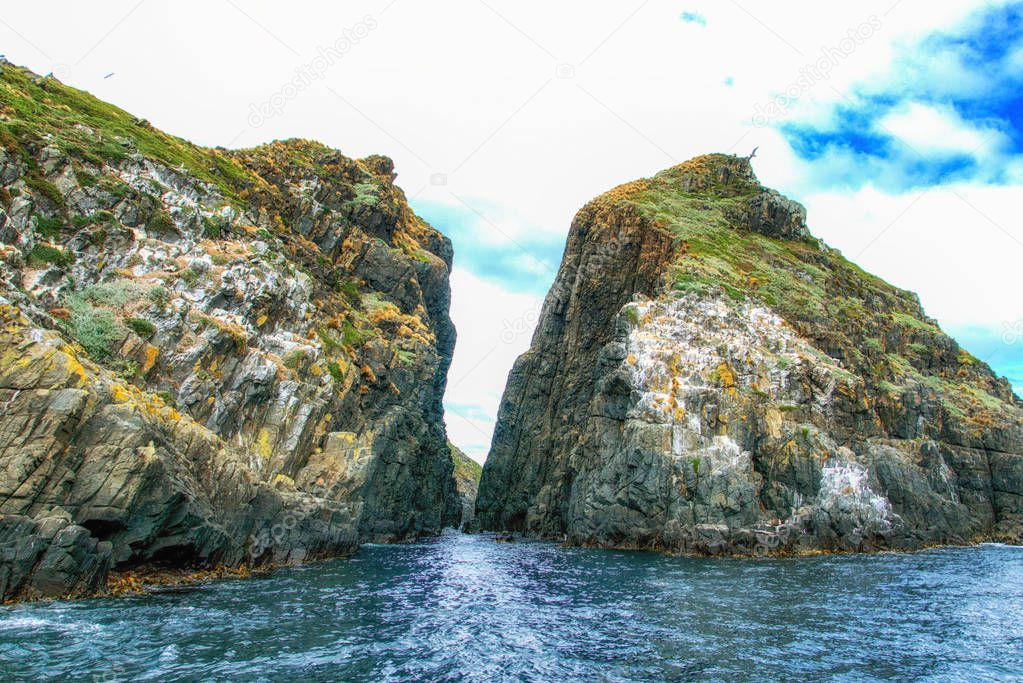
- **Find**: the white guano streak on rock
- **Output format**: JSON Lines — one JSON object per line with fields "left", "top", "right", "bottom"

{"left": 818, "top": 462, "right": 894, "bottom": 532}
{"left": 621, "top": 294, "right": 805, "bottom": 485}
{"left": 623, "top": 294, "right": 801, "bottom": 425}
{"left": 621, "top": 293, "right": 897, "bottom": 527}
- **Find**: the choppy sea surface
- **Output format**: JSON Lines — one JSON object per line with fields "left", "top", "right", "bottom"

{"left": 1, "top": 533, "right": 1021, "bottom": 682}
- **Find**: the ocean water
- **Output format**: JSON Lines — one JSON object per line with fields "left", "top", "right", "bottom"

{"left": 1, "top": 533, "right": 1021, "bottom": 682}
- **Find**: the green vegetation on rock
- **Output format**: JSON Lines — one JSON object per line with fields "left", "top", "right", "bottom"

{"left": 0, "top": 63, "right": 262, "bottom": 200}
{"left": 63, "top": 296, "right": 124, "bottom": 359}
{"left": 622, "top": 154, "right": 1018, "bottom": 422}
{"left": 27, "top": 243, "right": 74, "bottom": 268}
{"left": 451, "top": 443, "right": 482, "bottom": 484}
{"left": 126, "top": 317, "right": 156, "bottom": 339}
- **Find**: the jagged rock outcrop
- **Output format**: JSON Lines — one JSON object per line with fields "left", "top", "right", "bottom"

{"left": 476, "top": 154, "right": 1023, "bottom": 555}
{"left": 0, "top": 62, "right": 460, "bottom": 600}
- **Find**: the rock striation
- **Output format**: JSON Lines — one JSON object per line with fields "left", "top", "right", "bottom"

{"left": 476, "top": 154, "right": 1023, "bottom": 555}
{"left": 0, "top": 62, "right": 460, "bottom": 600}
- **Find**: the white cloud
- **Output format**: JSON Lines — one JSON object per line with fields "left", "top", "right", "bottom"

{"left": 429, "top": 195, "right": 563, "bottom": 245}
{"left": 1007, "top": 156, "right": 1023, "bottom": 183}
{"left": 877, "top": 102, "right": 1007, "bottom": 159}
{"left": 445, "top": 267, "right": 543, "bottom": 462}
{"left": 1008, "top": 43, "right": 1023, "bottom": 72}
{"left": 803, "top": 183, "right": 1023, "bottom": 327}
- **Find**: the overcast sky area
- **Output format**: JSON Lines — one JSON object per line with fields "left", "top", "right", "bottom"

{"left": 3, "top": 1, "right": 1021, "bottom": 462}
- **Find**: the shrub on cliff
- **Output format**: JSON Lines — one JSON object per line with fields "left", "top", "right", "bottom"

{"left": 64, "top": 296, "right": 124, "bottom": 359}
{"left": 147, "top": 210, "right": 176, "bottom": 236}
{"left": 27, "top": 243, "right": 75, "bottom": 269}
{"left": 126, "top": 317, "right": 156, "bottom": 339}
{"left": 80, "top": 281, "right": 142, "bottom": 306}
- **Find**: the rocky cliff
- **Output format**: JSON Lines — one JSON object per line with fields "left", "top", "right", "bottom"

{"left": 0, "top": 62, "right": 460, "bottom": 600}
{"left": 476, "top": 154, "right": 1023, "bottom": 555}
{"left": 450, "top": 442, "right": 482, "bottom": 528}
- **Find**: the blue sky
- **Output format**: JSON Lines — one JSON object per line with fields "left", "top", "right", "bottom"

{"left": 414, "top": 200, "right": 564, "bottom": 298}
{"left": 782, "top": 2, "right": 1023, "bottom": 191}
{"left": 2, "top": 0, "right": 1019, "bottom": 461}
{"left": 776, "top": 2, "right": 1023, "bottom": 392}
{"left": 680, "top": 11, "right": 707, "bottom": 27}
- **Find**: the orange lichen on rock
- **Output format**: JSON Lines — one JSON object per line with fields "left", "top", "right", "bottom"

{"left": 717, "top": 362, "right": 737, "bottom": 396}
{"left": 360, "top": 364, "right": 377, "bottom": 383}
{"left": 141, "top": 344, "right": 160, "bottom": 374}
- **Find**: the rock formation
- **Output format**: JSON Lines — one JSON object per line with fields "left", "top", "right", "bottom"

{"left": 0, "top": 62, "right": 460, "bottom": 600}
{"left": 476, "top": 154, "right": 1023, "bottom": 554}
{"left": 450, "top": 443, "right": 482, "bottom": 528}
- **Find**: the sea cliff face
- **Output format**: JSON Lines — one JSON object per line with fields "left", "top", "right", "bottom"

{"left": 0, "top": 62, "right": 460, "bottom": 600}
{"left": 476, "top": 154, "right": 1023, "bottom": 554}
{"left": 450, "top": 442, "right": 482, "bottom": 528}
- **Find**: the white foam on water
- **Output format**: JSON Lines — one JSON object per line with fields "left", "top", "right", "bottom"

{"left": 0, "top": 616, "right": 53, "bottom": 630}
{"left": 0, "top": 615, "right": 102, "bottom": 634}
